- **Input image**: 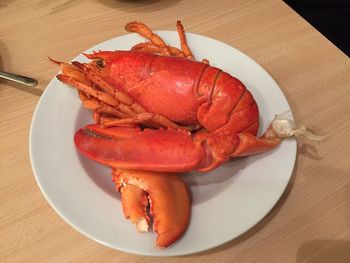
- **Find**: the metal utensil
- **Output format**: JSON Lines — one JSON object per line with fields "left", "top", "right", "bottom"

{"left": 0, "top": 70, "right": 38, "bottom": 86}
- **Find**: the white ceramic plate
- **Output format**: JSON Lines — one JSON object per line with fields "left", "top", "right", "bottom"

{"left": 30, "top": 31, "right": 296, "bottom": 256}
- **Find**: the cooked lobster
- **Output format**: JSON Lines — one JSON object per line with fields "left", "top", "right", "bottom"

{"left": 53, "top": 21, "right": 317, "bottom": 248}
{"left": 59, "top": 47, "right": 284, "bottom": 173}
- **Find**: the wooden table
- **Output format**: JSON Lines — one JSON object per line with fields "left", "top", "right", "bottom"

{"left": 1, "top": 0, "right": 349, "bottom": 262}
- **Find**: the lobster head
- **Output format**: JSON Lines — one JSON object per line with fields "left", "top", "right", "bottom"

{"left": 83, "top": 51, "right": 158, "bottom": 91}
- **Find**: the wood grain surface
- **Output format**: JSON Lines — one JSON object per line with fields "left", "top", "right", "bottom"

{"left": 1, "top": 0, "right": 349, "bottom": 262}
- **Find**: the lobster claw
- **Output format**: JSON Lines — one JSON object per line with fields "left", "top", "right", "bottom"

{"left": 74, "top": 124, "right": 282, "bottom": 173}
{"left": 113, "top": 169, "right": 191, "bottom": 248}
{"left": 74, "top": 124, "right": 206, "bottom": 172}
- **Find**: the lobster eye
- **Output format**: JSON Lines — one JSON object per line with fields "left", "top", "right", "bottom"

{"left": 96, "top": 59, "right": 105, "bottom": 68}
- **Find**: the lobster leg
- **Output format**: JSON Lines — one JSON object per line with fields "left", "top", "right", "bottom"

{"left": 99, "top": 115, "right": 138, "bottom": 128}
{"left": 56, "top": 61, "right": 143, "bottom": 117}
{"left": 101, "top": 112, "right": 183, "bottom": 130}
{"left": 126, "top": 21, "right": 197, "bottom": 59}
{"left": 77, "top": 89, "right": 130, "bottom": 125}
{"left": 49, "top": 58, "right": 92, "bottom": 87}
{"left": 125, "top": 21, "right": 172, "bottom": 56}
{"left": 176, "top": 21, "right": 194, "bottom": 60}
{"left": 57, "top": 74, "right": 120, "bottom": 107}
{"left": 131, "top": 42, "right": 185, "bottom": 57}
{"left": 82, "top": 97, "right": 129, "bottom": 119}
{"left": 127, "top": 21, "right": 194, "bottom": 59}
{"left": 74, "top": 62, "right": 142, "bottom": 109}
